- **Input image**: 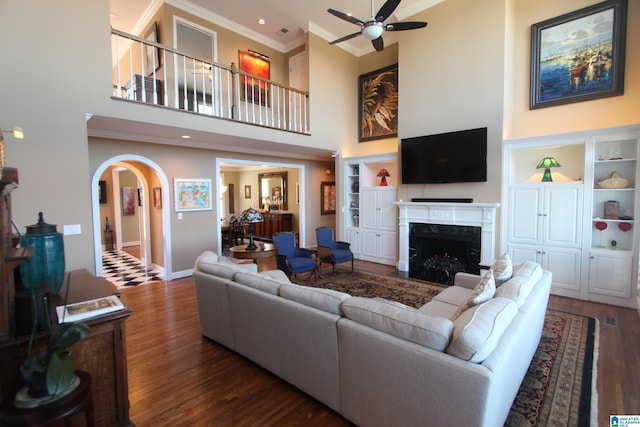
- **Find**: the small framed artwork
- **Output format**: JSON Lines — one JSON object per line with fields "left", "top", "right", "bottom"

{"left": 98, "top": 180, "right": 107, "bottom": 204}
{"left": 174, "top": 178, "right": 212, "bottom": 212}
{"left": 144, "top": 21, "right": 161, "bottom": 75}
{"left": 359, "top": 64, "right": 398, "bottom": 142}
{"left": 244, "top": 185, "right": 251, "bottom": 199}
{"left": 296, "top": 182, "right": 300, "bottom": 205}
{"left": 153, "top": 187, "right": 162, "bottom": 209}
{"left": 321, "top": 181, "right": 336, "bottom": 215}
{"left": 137, "top": 188, "right": 143, "bottom": 207}
{"left": 530, "top": 0, "right": 627, "bottom": 109}
{"left": 228, "top": 183, "right": 235, "bottom": 214}
{"left": 122, "top": 187, "right": 135, "bottom": 216}
{"left": 239, "top": 50, "right": 270, "bottom": 106}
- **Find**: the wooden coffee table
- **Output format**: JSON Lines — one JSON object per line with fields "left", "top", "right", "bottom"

{"left": 230, "top": 243, "right": 277, "bottom": 272}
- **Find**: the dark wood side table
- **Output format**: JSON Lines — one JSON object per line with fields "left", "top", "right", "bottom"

{"left": 0, "top": 371, "right": 94, "bottom": 426}
{"left": 230, "top": 243, "right": 277, "bottom": 272}
{"left": 0, "top": 270, "right": 134, "bottom": 427}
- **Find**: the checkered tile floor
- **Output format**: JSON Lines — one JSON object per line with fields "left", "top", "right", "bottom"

{"left": 102, "top": 250, "right": 164, "bottom": 288}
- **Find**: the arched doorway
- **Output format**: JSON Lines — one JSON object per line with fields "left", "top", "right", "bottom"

{"left": 91, "top": 155, "right": 173, "bottom": 280}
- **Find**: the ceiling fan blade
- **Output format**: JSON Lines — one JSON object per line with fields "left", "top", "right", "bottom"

{"left": 375, "top": 0, "right": 401, "bottom": 22}
{"left": 385, "top": 21, "right": 428, "bottom": 31}
{"left": 329, "top": 31, "right": 362, "bottom": 45}
{"left": 372, "top": 36, "right": 384, "bottom": 52}
{"left": 328, "top": 9, "right": 364, "bottom": 26}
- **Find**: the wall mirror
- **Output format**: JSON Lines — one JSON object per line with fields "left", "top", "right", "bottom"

{"left": 259, "top": 171, "right": 288, "bottom": 211}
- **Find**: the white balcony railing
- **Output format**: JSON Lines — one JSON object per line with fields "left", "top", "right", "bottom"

{"left": 111, "top": 28, "right": 310, "bottom": 135}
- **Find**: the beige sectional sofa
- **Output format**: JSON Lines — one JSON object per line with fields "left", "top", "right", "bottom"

{"left": 193, "top": 251, "right": 551, "bottom": 427}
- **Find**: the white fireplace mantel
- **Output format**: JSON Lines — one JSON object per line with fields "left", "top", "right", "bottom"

{"left": 394, "top": 201, "right": 500, "bottom": 272}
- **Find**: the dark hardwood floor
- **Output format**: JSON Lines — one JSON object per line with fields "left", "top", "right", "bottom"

{"left": 116, "top": 256, "right": 640, "bottom": 426}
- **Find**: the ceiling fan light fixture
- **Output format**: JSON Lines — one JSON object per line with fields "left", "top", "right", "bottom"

{"left": 362, "top": 22, "right": 383, "bottom": 40}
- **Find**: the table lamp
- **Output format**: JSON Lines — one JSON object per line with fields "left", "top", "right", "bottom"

{"left": 377, "top": 168, "right": 390, "bottom": 186}
{"left": 536, "top": 157, "right": 560, "bottom": 182}
{"left": 239, "top": 207, "right": 264, "bottom": 250}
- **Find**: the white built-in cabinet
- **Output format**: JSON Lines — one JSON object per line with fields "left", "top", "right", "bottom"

{"left": 503, "top": 125, "right": 640, "bottom": 309}
{"left": 507, "top": 183, "right": 583, "bottom": 297}
{"left": 343, "top": 154, "right": 397, "bottom": 266}
{"left": 361, "top": 187, "right": 397, "bottom": 265}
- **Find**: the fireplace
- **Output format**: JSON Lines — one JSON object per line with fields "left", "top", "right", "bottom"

{"left": 394, "top": 201, "right": 500, "bottom": 280}
{"left": 409, "top": 223, "right": 481, "bottom": 285}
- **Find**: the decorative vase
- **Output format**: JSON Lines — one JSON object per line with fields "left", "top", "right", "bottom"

{"left": 19, "top": 212, "right": 65, "bottom": 292}
{"left": 351, "top": 180, "right": 359, "bottom": 193}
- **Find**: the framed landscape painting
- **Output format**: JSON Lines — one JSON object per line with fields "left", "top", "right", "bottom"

{"left": 174, "top": 178, "right": 212, "bottom": 212}
{"left": 530, "top": 0, "right": 627, "bottom": 109}
{"left": 359, "top": 64, "right": 398, "bottom": 142}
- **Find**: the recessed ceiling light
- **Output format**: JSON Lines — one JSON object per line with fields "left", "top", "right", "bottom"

{"left": 181, "top": 135, "right": 191, "bottom": 139}
{"left": 257, "top": 18, "right": 266, "bottom": 25}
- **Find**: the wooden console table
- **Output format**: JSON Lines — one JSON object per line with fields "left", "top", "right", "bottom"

{"left": 0, "top": 270, "right": 134, "bottom": 427}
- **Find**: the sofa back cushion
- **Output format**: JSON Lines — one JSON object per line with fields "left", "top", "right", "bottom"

{"left": 196, "top": 252, "right": 239, "bottom": 280}
{"left": 235, "top": 270, "right": 286, "bottom": 295}
{"left": 452, "top": 270, "right": 496, "bottom": 320}
{"left": 446, "top": 297, "right": 518, "bottom": 363}
{"left": 342, "top": 297, "right": 454, "bottom": 351}
{"left": 279, "top": 284, "right": 351, "bottom": 315}
{"left": 495, "top": 261, "right": 543, "bottom": 308}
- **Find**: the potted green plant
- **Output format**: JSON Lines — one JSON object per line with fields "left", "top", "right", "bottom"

{"left": 21, "top": 288, "right": 91, "bottom": 398}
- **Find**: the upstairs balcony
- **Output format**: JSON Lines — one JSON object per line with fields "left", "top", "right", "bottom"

{"left": 111, "top": 28, "right": 310, "bottom": 135}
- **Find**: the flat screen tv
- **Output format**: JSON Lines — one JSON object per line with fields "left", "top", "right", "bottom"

{"left": 401, "top": 127, "right": 487, "bottom": 184}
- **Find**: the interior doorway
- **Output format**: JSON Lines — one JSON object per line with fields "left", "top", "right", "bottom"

{"left": 92, "top": 155, "right": 173, "bottom": 280}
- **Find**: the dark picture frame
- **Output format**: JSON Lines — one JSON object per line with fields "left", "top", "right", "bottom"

{"left": 530, "top": 0, "right": 627, "bottom": 109}
{"left": 358, "top": 64, "right": 398, "bottom": 142}
{"left": 239, "top": 50, "right": 270, "bottom": 106}
{"left": 137, "top": 188, "right": 143, "bottom": 207}
{"left": 320, "top": 182, "right": 336, "bottom": 215}
{"left": 98, "top": 180, "right": 107, "bottom": 204}
{"left": 144, "top": 21, "right": 161, "bottom": 75}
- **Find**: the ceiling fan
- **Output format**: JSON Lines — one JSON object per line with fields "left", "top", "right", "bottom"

{"left": 328, "top": 0, "right": 428, "bottom": 52}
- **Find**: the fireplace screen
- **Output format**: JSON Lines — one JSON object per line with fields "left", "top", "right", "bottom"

{"left": 409, "top": 223, "right": 481, "bottom": 285}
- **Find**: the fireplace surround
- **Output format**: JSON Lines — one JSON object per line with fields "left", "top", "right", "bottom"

{"left": 394, "top": 201, "right": 500, "bottom": 277}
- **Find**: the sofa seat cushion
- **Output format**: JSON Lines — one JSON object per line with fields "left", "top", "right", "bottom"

{"left": 417, "top": 300, "right": 458, "bottom": 320}
{"left": 446, "top": 297, "right": 518, "bottom": 363}
{"left": 495, "top": 261, "right": 543, "bottom": 308}
{"left": 342, "top": 297, "right": 454, "bottom": 351}
{"left": 279, "top": 284, "right": 351, "bottom": 315}
{"left": 431, "top": 286, "right": 472, "bottom": 306}
{"left": 234, "top": 270, "right": 285, "bottom": 295}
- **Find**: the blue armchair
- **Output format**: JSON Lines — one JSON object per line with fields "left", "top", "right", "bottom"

{"left": 315, "top": 227, "right": 354, "bottom": 275}
{"left": 274, "top": 232, "right": 318, "bottom": 280}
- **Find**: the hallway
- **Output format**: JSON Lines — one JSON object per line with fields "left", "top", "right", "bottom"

{"left": 102, "top": 247, "right": 163, "bottom": 288}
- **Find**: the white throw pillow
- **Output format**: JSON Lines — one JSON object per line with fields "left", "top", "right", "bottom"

{"left": 491, "top": 253, "right": 513, "bottom": 285}
{"left": 446, "top": 297, "right": 518, "bottom": 363}
{"left": 452, "top": 270, "right": 496, "bottom": 319}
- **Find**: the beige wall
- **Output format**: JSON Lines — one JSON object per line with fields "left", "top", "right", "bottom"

{"left": 1, "top": 0, "right": 638, "bottom": 274}
{"left": 507, "top": 0, "right": 640, "bottom": 137}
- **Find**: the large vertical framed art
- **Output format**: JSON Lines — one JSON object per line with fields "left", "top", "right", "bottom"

{"left": 359, "top": 64, "right": 398, "bottom": 142}
{"left": 530, "top": 0, "right": 627, "bottom": 109}
{"left": 239, "top": 50, "right": 270, "bottom": 106}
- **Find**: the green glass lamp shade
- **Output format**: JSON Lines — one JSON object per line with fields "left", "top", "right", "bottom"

{"left": 536, "top": 157, "right": 561, "bottom": 182}
{"left": 19, "top": 212, "right": 65, "bottom": 292}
